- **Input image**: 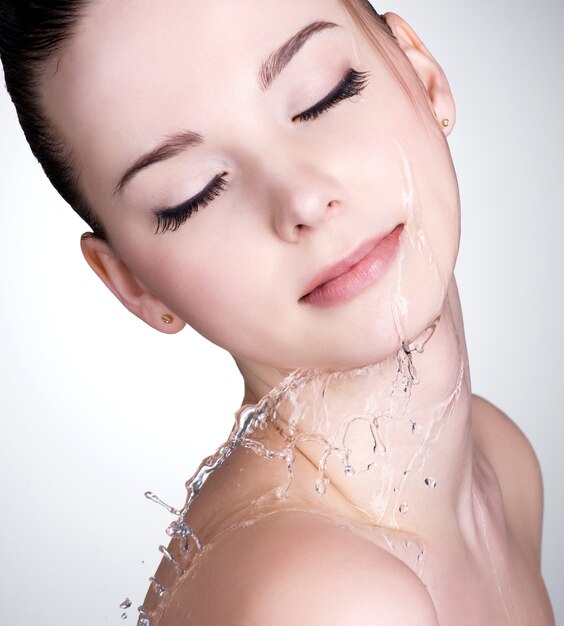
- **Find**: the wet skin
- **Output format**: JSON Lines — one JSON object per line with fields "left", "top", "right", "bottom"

{"left": 142, "top": 282, "right": 554, "bottom": 625}
{"left": 40, "top": 0, "right": 554, "bottom": 622}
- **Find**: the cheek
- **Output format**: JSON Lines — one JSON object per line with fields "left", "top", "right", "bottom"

{"left": 143, "top": 245, "right": 252, "bottom": 333}
{"left": 349, "top": 81, "right": 460, "bottom": 340}
{"left": 125, "top": 234, "right": 285, "bottom": 354}
{"left": 389, "top": 131, "right": 460, "bottom": 340}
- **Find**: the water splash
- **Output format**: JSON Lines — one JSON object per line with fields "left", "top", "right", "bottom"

{"left": 158, "top": 330, "right": 425, "bottom": 519}
{"left": 136, "top": 312, "right": 469, "bottom": 621}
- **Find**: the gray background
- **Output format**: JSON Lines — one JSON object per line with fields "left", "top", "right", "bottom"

{"left": 0, "top": 0, "right": 562, "bottom": 623}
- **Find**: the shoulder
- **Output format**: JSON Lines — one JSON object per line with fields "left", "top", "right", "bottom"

{"left": 239, "top": 511, "right": 439, "bottom": 626}
{"left": 159, "top": 510, "right": 438, "bottom": 626}
{"left": 471, "top": 394, "right": 544, "bottom": 562}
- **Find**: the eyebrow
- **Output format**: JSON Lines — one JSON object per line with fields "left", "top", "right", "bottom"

{"left": 113, "top": 20, "right": 340, "bottom": 196}
{"left": 113, "top": 130, "right": 203, "bottom": 196}
{"left": 258, "top": 20, "right": 339, "bottom": 90}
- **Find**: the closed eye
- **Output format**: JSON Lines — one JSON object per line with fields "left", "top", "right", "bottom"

{"left": 154, "top": 173, "right": 229, "bottom": 234}
{"left": 292, "top": 68, "right": 370, "bottom": 122}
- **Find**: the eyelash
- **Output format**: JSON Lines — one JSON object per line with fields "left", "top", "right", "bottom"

{"left": 155, "top": 174, "right": 229, "bottom": 234}
{"left": 154, "top": 68, "right": 370, "bottom": 234}
{"left": 292, "top": 68, "right": 370, "bottom": 122}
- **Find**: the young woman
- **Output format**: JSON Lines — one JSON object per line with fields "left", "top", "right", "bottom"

{"left": 0, "top": 0, "right": 556, "bottom": 624}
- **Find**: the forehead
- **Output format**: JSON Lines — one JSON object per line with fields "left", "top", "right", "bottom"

{"left": 42, "top": 0, "right": 360, "bottom": 194}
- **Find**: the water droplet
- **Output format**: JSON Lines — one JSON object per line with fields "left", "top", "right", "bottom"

{"left": 344, "top": 464, "right": 353, "bottom": 477}
{"left": 275, "top": 484, "right": 289, "bottom": 500}
{"left": 119, "top": 598, "right": 132, "bottom": 610}
{"left": 138, "top": 606, "right": 146, "bottom": 614}
{"left": 417, "top": 550, "right": 425, "bottom": 563}
{"left": 150, "top": 577, "right": 166, "bottom": 597}
{"left": 121, "top": 613, "right": 128, "bottom": 620}
{"left": 425, "top": 477, "right": 437, "bottom": 488}
{"left": 368, "top": 463, "right": 377, "bottom": 472}
{"left": 158, "top": 545, "right": 174, "bottom": 562}
{"left": 399, "top": 503, "right": 409, "bottom": 514}
{"left": 144, "top": 492, "right": 179, "bottom": 515}
{"left": 315, "top": 479, "right": 327, "bottom": 496}
{"left": 139, "top": 619, "right": 150, "bottom": 626}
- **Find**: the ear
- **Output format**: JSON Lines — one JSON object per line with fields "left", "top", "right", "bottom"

{"left": 80, "top": 233, "right": 186, "bottom": 334}
{"left": 383, "top": 12, "right": 456, "bottom": 136}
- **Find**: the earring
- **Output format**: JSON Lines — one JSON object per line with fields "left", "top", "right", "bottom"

{"left": 440, "top": 118, "right": 450, "bottom": 128}
{"left": 162, "top": 314, "right": 174, "bottom": 325}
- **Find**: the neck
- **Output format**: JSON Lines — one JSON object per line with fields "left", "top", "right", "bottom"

{"left": 237, "top": 278, "right": 475, "bottom": 537}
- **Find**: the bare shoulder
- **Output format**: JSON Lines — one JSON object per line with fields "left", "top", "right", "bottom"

{"left": 158, "top": 510, "right": 438, "bottom": 626}
{"left": 471, "top": 394, "right": 544, "bottom": 562}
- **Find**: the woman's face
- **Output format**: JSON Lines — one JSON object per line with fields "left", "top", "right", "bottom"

{"left": 43, "top": 0, "right": 459, "bottom": 371}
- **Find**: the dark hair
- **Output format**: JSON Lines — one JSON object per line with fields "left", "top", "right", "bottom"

{"left": 0, "top": 1, "right": 389, "bottom": 244}
{"left": 0, "top": 1, "right": 107, "bottom": 240}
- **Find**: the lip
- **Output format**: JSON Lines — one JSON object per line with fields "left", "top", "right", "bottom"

{"left": 299, "top": 224, "right": 404, "bottom": 307}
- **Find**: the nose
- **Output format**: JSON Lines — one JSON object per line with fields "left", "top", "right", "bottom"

{"left": 268, "top": 157, "right": 347, "bottom": 243}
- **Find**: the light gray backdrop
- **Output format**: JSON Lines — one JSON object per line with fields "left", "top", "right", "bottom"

{"left": 0, "top": 1, "right": 562, "bottom": 624}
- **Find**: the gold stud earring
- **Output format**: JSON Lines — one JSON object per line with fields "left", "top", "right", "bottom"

{"left": 162, "top": 314, "right": 173, "bottom": 325}
{"left": 440, "top": 118, "right": 450, "bottom": 128}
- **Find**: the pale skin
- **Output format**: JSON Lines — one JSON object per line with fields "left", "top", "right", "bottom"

{"left": 41, "top": 0, "right": 554, "bottom": 623}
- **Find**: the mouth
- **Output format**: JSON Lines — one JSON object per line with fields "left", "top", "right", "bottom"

{"left": 299, "top": 223, "right": 404, "bottom": 307}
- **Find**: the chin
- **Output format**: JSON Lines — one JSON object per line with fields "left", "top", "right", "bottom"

{"left": 299, "top": 279, "right": 450, "bottom": 372}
